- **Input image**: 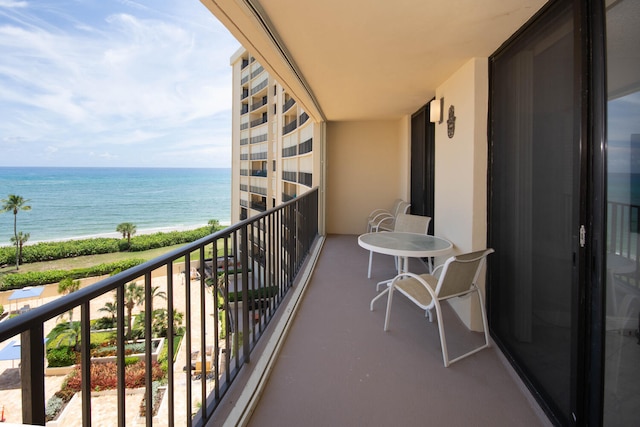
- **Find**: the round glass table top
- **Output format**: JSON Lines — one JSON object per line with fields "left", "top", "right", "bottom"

{"left": 358, "top": 232, "right": 453, "bottom": 258}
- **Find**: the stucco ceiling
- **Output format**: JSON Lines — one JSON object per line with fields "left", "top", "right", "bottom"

{"left": 204, "top": 0, "right": 548, "bottom": 121}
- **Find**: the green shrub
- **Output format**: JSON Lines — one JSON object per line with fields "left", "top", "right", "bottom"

{"left": 47, "top": 346, "right": 76, "bottom": 367}
{"left": 91, "top": 317, "right": 116, "bottom": 330}
{"left": 0, "top": 224, "right": 221, "bottom": 265}
{"left": 45, "top": 394, "right": 65, "bottom": 421}
{"left": 227, "top": 286, "right": 279, "bottom": 302}
{"left": 127, "top": 227, "right": 211, "bottom": 252}
{"left": 125, "top": 356, "right": 139, "bottom": 366}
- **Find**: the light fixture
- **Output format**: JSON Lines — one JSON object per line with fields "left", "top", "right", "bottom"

{"left": 429, "top": 97, "right": 444, "bottom": 124}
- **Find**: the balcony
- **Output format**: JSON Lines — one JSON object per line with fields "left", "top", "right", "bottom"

{"left": 208, "top": 234, "right": 548, "bottom": 425}
{"left": 0, "top": 191, "right": 552, "bottom": 426}
{"left": 250, "top": 96, "right": 268, "bottom": 112}
{"left": 282, "top": 97, "right": 296, "bottom": 113}
{"left": 250, "top": 116, "right": 267, "bottom": 128}
{"left": 282, "top": 119, "right": 297, "bottom": 135}
{"left": 250, "top": 169, "right": 267, "bottom": 177}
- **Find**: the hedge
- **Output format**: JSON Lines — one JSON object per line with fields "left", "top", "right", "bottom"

{"left": 0, "top": 259, "right": 145, "bottom": 290}
{"left": 227, "top": 286, "right": 279, "bottom": 302}
{"left": 0, "top": 225, "right": 219, "bottom": 266}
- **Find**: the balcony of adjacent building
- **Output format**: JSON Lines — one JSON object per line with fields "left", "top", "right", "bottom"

{"left": 250, "top": 112, "right": 268, "bottom": 129}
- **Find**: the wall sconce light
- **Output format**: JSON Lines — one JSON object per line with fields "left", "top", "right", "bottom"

{"left": 430, "top": 97, "right": 444, "bottom": 124}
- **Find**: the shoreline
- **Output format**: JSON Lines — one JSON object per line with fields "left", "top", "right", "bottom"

{"left": 1, "top": 221, "right": 232, "bottom": 247}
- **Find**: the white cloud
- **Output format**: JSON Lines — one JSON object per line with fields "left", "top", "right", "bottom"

{"left": 0, "top": 1, "right": 28, "bottom": 8}
{"left": 0, "top": 0, "right": 240, "bottom": 167}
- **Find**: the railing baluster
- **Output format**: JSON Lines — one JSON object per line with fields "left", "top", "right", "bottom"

{"left": 199, "top": 246, "right": 207, "bottom": 417}
{"left": 144, "top": 271, "right": 153, "bottom": 427}
{"left": 166, "top": 262, "right": 175, "bottom": 427}
{"left": 117, "top": 286, "right": 125, "bottom": 427}
{"left": 241, "top": 223, "right": 250, "bottom": 363}
{"left": 81, "top": 302, "right": 92, "bottom": 427}
{"left": 20, "top": 325, "right": 45, "bottom": 425}
{"left": 213, "top": 239, "right": 220, "bottom": 401}
{"left": 184, "top": 255, "right": 192, "bottom": 427}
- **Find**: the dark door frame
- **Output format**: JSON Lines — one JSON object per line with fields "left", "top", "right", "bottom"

{"left": 410, "top": 102, "right": 435, "bottom": 235}
{"left": 487, "top": 0, "right": 607, "bottom": 424}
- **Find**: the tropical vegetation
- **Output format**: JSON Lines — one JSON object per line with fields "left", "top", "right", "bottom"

{"left": 0, "top": 222, "right": 224, "bottom": 266}
{"left": 116, "top": 222, "right": 137, "bottom": 248}
{"left": 0, "top": 258, "right": 145, "bottom": 290}
{"left": 0, "top": 194, "right": 31, "bottom": 270}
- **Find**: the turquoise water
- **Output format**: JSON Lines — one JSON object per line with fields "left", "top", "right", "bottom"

{"left": 0, "top": 167, "right": 231, "bottom": 245}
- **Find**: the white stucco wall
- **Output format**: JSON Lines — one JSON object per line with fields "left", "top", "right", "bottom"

{"left": 325, "top": 119, "right": 409, "bottom": 235}
{"left": 434, "top": 57, "right": 489, "bottom": 331}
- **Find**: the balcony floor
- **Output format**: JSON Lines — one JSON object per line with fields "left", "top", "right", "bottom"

{"left": 219, "top": 234, "right": 550, "bottom": 426}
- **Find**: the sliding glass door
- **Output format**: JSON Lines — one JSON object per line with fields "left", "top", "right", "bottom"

{"left": 603, "top": 0, "right": 640, "bottom": 424}
{"left": 489, "top": 1, "right": 580, "bottom": 424}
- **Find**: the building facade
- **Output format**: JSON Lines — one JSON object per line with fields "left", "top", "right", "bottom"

{"left": 230, "top": 48, "right": 319, "bottom": 224}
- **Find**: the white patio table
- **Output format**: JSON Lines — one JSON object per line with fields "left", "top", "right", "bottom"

{"left": 358, "top": 232, "right": 453, "bottom": 308}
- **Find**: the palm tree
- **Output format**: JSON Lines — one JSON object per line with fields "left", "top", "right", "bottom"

{"left": 124, "top": 282, "right": 144, "bottom": 339}
{"left": 10, "top": 231, "right": 30, "bottom": 266}
{"left": 208, "top": 218, "right": 221, "bottom": 233}
{"left": 116, "top": 222, "right": 137, "bottom": 247}
{"left": 1, "top": 194, "right": 31, "bottom": 270}
{"left": 98, "top": 300, "right": 118, "bottom": 320}
{"left": 57, "top": 277, "right": 81, "bottom": 325}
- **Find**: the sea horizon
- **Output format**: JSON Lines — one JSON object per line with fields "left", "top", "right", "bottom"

{"left": 0, "top": 166, "right": 231, "bottom": 246}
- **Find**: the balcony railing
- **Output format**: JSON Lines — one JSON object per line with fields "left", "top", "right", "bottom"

{"left": 250, "top": 201, "right": 267, "bottom": 212}
{"left": 250, "top": 152, "right": 268, "bottom": 160}
{"left": 250, "top": 116, "right": 268, "bottom": 128}
{"left": 250, "top": 186, "right": 267, "bottom": 196}
{"left": 282, "top": 145, "right": 297, "bottom": 158}
{"left": 250, "top": 133, "right": 268, "bottom": 144}
{"left": 251, "top": 169, "right": 267, "bottom": 177}
{"left": 250, "top": 79, "right": 268, "bottom": 95}
{"left": 282, "top": 98, "right": 296, "bottom": 113}
{"left": 0, "top": 189, "right": 319, "bottom": 426}
{"left": 282, "top": 171, "right": 297, "bottom": 183}
{"left": 282, "top": 119, "right": 298, "bottom": 135}
{"left": 250, "top": 65, "right": 264, "bottom": 79}
{"left": 251, "top": 96, "right": 268, "bottom": 111}
{"left": 299, "top": 138, "right": 312, "bottom": 155}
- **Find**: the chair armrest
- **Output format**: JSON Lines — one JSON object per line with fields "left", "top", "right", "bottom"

{"left": 389, "top": 272, "right": 438, "bottom": 300}
{"left": 368, "top": 208, "right": 390, "bottom": 219}
{"left": 431, "top": 264, "right": 445, "bottom": 278}
{"left": 370, "top": 212, "right": 394, "bottom": 227}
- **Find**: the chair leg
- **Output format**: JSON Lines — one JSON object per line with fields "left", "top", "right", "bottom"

{"left": 443, "top": 288, "right": 491, "bottom": 367}
{"left": 383, "top": 286, "right": 395, "bottom": 331}
{"left": 433, "top": 301, "right": 450, "bottom": 367}
{"left": 476, "top": 287, "right": 491, "bottom": 349}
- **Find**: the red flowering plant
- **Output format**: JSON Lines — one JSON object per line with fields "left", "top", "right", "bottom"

{"left": 63, "top": 361, "right": 164, "bottom": 392}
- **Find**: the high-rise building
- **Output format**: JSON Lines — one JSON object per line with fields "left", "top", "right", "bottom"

{"left": 230, "top": 48, "right": 319, "bottom": 224}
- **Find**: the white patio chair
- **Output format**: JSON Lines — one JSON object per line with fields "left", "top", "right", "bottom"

{"left": 367, "top": 213, "right": 430, "bottom": 279}
{"left": 366, "top": 199, "right": 410, "bottom": 232}
{"left": 381, "top": 248, "right": 494, "bottom": 367}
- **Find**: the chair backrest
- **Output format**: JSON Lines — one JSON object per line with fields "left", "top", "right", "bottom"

{"left": 436, "top": 249, "right": 494, "bottom": 299}
{"left": 386, "top": 199, "right": 403, "bottom": 216}
{"left": 395, "top": 200, "right": 411, "bottom": 216}
{"left": 394, "top": 213, "right": 431, "bottom": 234}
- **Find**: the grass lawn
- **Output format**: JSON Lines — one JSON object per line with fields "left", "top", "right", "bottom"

{"left": 0, "top": 242, "right": 224, "bottom": 278}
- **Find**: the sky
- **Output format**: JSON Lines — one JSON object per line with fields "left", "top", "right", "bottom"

{"left": 0, "top": 0, "right": 240, "bottom": 168}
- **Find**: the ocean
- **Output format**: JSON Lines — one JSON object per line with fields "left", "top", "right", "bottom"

{"left": 0, "top": 167, "right": 231, "bottom": 245}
